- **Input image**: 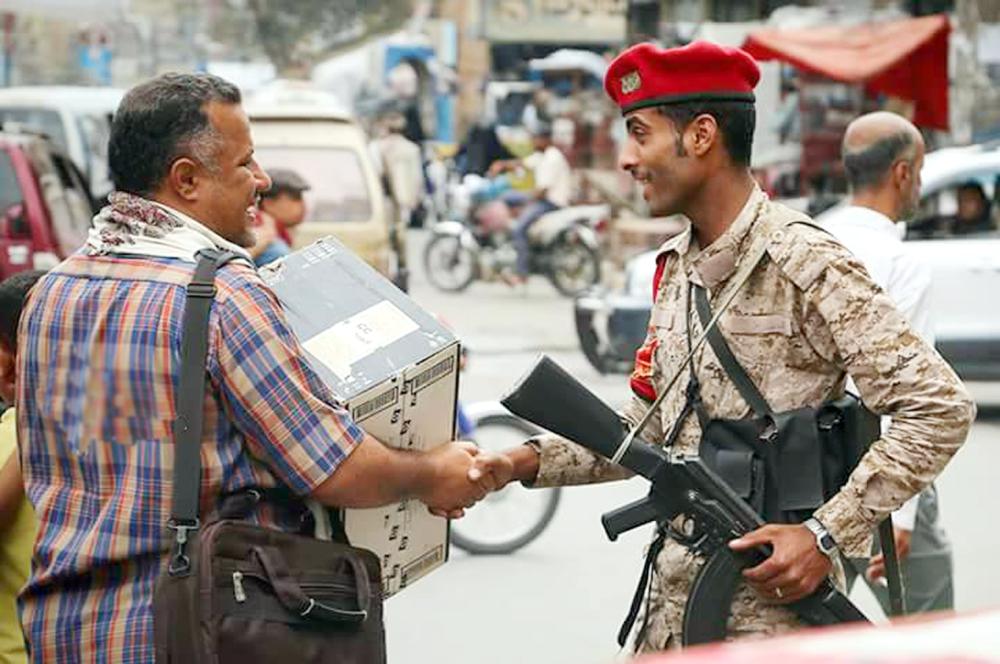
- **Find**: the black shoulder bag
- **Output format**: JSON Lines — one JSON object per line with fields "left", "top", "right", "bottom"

{"left": 689, "top": 281, "right": 905, "bottom": 617}
{"left": 153, "top": 248, "right": 386, "bottom": 664}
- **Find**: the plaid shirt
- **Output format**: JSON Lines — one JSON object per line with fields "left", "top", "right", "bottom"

{"left": 17, "top": 252, "right": 363, "bottom": 663}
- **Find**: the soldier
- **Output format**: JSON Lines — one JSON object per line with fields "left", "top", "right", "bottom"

{"left": 823, "top": 111, "right": 955, "bottom": 613}
{"left": 499, "top": 42, "right": 975, "bottom": 651}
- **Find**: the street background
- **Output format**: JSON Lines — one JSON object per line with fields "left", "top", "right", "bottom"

{"left": 385, "top": 232, "right": 1000, "bottom": 664}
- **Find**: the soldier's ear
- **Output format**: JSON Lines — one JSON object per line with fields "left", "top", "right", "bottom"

{"left": 689, "top": 114, "right": 718, "bottom": 159}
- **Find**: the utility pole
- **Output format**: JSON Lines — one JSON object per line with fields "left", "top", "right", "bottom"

{"left": 626, "top": 0, "right": 660, "bottom": 46}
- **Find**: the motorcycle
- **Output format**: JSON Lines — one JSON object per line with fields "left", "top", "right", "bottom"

{"left": 450, "top": 401, "right": 562, "bottom": 555}
{"left": 423, "top": 175, "right": 606, "bottom": 297}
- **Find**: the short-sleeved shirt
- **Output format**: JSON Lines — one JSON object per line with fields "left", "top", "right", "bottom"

{"left": 524, "top": 146, "right": 572, "bottom": 207}
{"left": 16, "top": 253, "right": 363, "bottom": 663}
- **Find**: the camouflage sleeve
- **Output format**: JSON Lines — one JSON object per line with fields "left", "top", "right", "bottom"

{"left": 525, "top": 393, "right": 662, "bottom": 488}
{"left": 802, "top": 249, "right": 975, "bottom": 557}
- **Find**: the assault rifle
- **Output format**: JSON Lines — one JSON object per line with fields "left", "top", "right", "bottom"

{"left": 500, "top": 355, "right": 869, "bottom": 646}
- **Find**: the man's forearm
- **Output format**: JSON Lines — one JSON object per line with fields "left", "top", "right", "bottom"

{"left": 507, "top": 443, "right": 540, "bottom": 484}
{"left": 311, "top": 435, "right": 437, "bottom": 509}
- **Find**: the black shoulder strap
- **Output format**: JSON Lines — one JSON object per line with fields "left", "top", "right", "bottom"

{"left": 167, "top": 248, "right": 239, "bottom": 576}
{"left": 693, "top": 263, "right": 906, "bottom": 617}
{"left": 692, "top": 284, "right": 772, "bottom": 417}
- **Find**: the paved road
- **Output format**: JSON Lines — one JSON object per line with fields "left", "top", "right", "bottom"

{"left": 385, "top": 231, "right": 1000, "bottom": 663}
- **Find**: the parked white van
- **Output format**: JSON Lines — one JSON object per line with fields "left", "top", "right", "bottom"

{"left": 0, "top": 86, "right": 124, "bottom": 200}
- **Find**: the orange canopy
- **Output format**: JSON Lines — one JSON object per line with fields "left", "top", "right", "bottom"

{"left": 743, "top": 14, "right": 950, "bottom": 130}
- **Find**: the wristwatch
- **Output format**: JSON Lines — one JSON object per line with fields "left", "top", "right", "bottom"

{"left": 803, "top": 517, "right": 839, "bottom": 558}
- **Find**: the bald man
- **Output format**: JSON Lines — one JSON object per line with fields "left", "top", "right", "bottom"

{"left": 822, "top": 111, "right": 954, "bottom": 614}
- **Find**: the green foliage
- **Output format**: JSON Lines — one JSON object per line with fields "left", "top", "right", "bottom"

{"left": 247, "top": 0, "right": 413, "bottom": 73}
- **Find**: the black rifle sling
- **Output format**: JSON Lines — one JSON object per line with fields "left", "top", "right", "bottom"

{"left": 168, "top": 248, "right": 239, "bottom": 576}
{"left": 692, "top": 274, "right": 905, "bottom": 617}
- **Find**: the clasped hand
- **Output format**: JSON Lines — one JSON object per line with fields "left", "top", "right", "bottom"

{"left": 420, "top": 441, "right": 514, "bottom": 519}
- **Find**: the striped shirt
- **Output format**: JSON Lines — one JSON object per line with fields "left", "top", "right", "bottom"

{"left": 16, "top": 252, "right": 363, "bottom": 663}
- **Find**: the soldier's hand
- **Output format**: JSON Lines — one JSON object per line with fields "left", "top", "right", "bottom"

{"left": 866, "top": 527, "right": 912, "bottom": 581}
{"left": 468, "top": 448, "right": 515, "bottom": 492}
{"left": 729, "top": 524, "right": 832, "bottom": 605}
{"left": 422, "top": 442, "right": 514, "bottom": 520}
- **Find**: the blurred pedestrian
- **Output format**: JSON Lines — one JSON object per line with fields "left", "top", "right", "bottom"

{"left": 824, "top": 111, "right": 955, "bottom": 613}
{"left": 0, "top": 270, "right": 45, "bottom": 664}
{"left": 456, "top": 114, "right": 514, "bottom": 177}
{"left": 16, "top": 72, "right": 510, "bottom": 662}
{"left": 490, "top": 123, "right": 572, "bottom": 283}
{"left": 372, "top": 110, "right": 424, "bottom": 288}
{"left": 250, "top": 168, "right": 310, "bottom": 266}
{"left": 494, "top": 41, "right": 973, "bottom": 652}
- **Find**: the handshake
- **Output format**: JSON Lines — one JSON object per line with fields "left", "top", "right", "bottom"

{"left": 417, "top": 441, "right": 517, "bottom": 519}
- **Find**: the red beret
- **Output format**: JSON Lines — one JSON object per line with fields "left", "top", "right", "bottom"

{"left": 605, "top": 41, "right": 760, "bottom": 114}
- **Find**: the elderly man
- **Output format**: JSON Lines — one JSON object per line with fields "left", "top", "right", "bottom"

{"left": 16, "top": 73, "right": 511, "bottom": 662}
{"left": 498, "top": 42, "right": 973, "bottom": 651}
{"left": 823, "top": 111, "right": 955, "bottom": 613}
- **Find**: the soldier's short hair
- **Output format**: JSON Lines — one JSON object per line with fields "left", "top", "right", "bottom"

{"left": 656, "top": 101, "right": 756, "bottom": 167}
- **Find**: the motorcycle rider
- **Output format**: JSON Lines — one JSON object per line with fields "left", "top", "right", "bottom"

{"left": 490, "top": 123, "right": 572, "bottom": 284}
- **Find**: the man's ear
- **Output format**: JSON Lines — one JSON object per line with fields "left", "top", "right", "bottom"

{"left": 892, "top": 159, "right": 912, "bottom": 190}
{"left": 166, "top": 157, "right": 202, "bottom": 203}
{"left": 689, "top": 114, "right": 719, "bottom": 158}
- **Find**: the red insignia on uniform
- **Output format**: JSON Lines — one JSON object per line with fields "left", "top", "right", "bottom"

{"left": 629, "top": 254, "right": 670, "bottom": 402}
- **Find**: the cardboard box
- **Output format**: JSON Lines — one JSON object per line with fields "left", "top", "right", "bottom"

{"left": 260, "top": 237, "right": 458, "bottom": 597}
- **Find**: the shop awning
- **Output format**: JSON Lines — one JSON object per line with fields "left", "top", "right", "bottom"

{"left": 743, "top": 14, "right": 950, "bottom": 130}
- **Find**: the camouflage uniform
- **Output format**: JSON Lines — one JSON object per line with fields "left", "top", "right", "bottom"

{"left": 529, "top": 186, "right": 975, "bottom": 652}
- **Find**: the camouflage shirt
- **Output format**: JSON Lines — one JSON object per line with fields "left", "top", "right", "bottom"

{"left": 529, "top": 186, "right": 975, "bottom": 651}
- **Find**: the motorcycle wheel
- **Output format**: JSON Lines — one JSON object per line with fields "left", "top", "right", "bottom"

{"left": 450, "top": 413, "right": 562, "bottom": 555}
{"left": 547, "top": 231, "right": 602, "bottom": 297}
{"left": 423, "top": 234, "right": 477, "bottom": 292}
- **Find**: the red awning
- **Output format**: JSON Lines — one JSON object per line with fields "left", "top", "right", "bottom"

{"left": 743, "top": 14, "right": 950, "bottom": 130}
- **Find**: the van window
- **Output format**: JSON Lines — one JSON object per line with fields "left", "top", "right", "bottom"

{"left": 255, "top": 147, "right": 373, "bottom": 223}
{"left": 49, "top": 154, "right": 92, "bottom": 253}
{"left": 78, "top": 114, "right": 110, "bottom": 162}
{"left": 0, "top": 108, "right": 68, "bottom": 154}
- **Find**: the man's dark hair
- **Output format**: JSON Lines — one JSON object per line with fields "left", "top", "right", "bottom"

{"left": 0, "top": 270, "right": 45, "bottom": 351}
{"left": 109, "top": 72, "right": 241, "bottom": 196}
{"left": 842, "top": 131, "right": 915, "bottom": 191}
{"left": 656, "top": 101, "right": 756, "bottom": 167}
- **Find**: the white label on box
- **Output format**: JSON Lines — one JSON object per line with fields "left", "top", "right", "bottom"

{"left": 302, "top": 301, "right": 420, "bottom": 379}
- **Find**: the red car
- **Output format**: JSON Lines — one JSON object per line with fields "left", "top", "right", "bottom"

{"left": 0, "top": 125, "right": 94, "bottom": 279}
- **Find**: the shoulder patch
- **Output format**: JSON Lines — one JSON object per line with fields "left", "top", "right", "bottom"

{"left": 762, "top": 205, "right": 849, "bottom": 292}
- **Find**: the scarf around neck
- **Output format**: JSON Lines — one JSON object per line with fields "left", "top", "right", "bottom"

{"left": 85, "top": 191, "right": 253, "bottom": 264}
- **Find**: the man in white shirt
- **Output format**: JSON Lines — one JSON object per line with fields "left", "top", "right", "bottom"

{"left": 823, "top": 111, "right": 954, "bottom": 613}
{"left": 372, "top": 110, "right": 426, "bottom": 289}
{"left": 491, "top": 124, "right": 572, "bottom": 282}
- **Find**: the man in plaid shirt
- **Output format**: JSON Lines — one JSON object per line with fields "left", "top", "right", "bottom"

{"left": 15, "top": 73, "right": 510, "bottom": 662}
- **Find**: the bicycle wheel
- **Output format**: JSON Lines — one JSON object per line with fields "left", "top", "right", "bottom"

{"left": 451, "top": 413, "right": 562, "bottom": 555}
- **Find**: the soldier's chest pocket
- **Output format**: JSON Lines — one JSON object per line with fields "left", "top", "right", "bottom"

{"left": 721, "top": 312, "right": 816, "bottom": 369}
